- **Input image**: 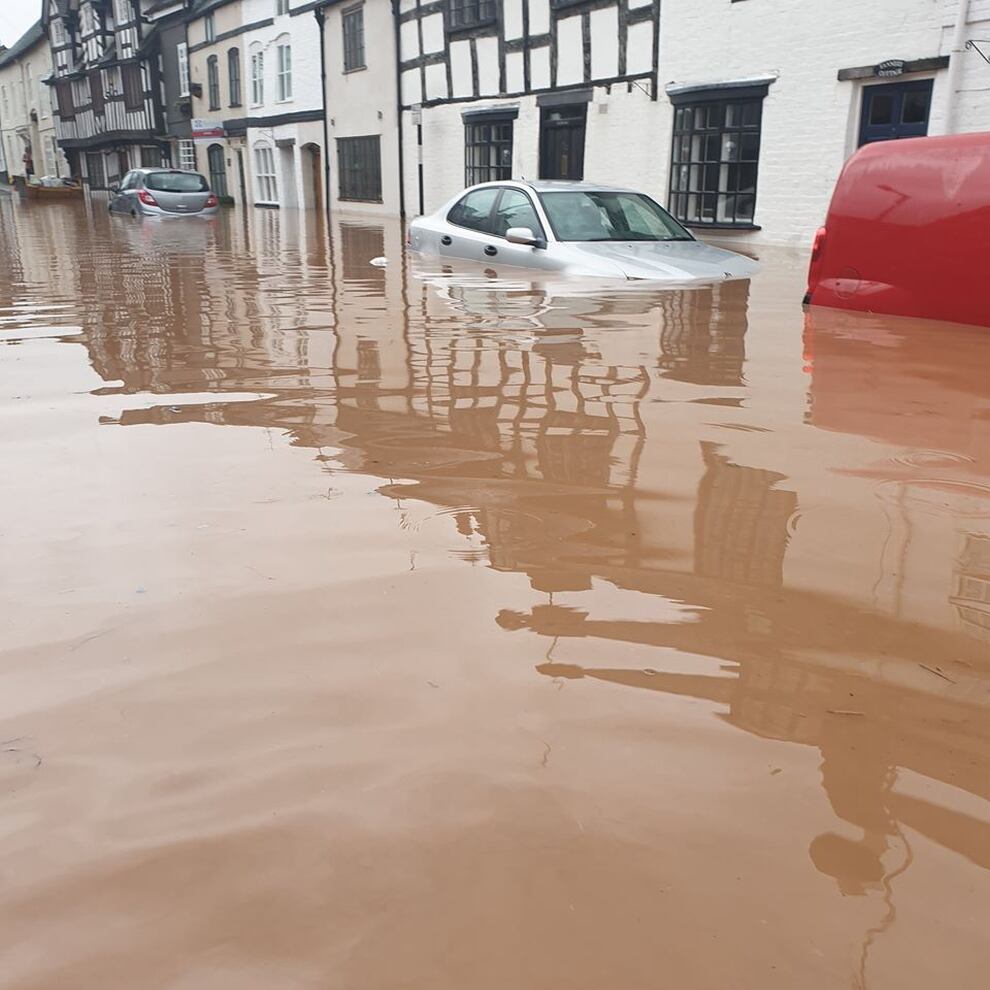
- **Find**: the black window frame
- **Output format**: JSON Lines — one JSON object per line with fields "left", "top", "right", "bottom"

{"left": 227, "top": 48, "right": 241, "bottom": 106}
{"left": 337, "top": 134, "right": 382, "bottom": 202}
{"left": 464, "top": 115, "right": 514, "bottom": 186}
{"left": 89, "top": 71, "right": 105, "bottom": 116}
{"left": 55, "top": 80, "right": 75, "bottom": 120}
{"left": 207, "top": 54, "right": 221, "bottom": 110}
{"left": 342, "top": 5, "right": 366, "bottom": 73}
{"left": 448, "top": 0, "right": 496, "bottom": 32}
{"left": 667, "top": 84, "right": 767, "bottom": 230}
{"left": 205, "top": 12, "right": 215, "bottom": 42}
{"left": 121, "top": 62, "right": 143, "bottom": 112}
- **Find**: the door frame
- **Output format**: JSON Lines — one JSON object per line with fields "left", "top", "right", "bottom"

{"left": 538, "top": 103, "right": 588, "bottom": 181}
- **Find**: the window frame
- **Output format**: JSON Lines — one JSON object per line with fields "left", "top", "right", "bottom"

{"left": 205, "top": 13, "right": 216, "bottom": 43}
{"left": 464, "top": 115, "right": 514, "bottom": 186}
{"left": 276, "top": 0, "right": 291, "bottom": 13}
{"left": 228, "top": 48, "right": 241, "bottom": 106}
{"left": 337, "top": 134, "right": 382, "bottom": 202}
{"left": 55, "top": 80, "right": 75, "bottom": 120}
{"left": 667, "top": 85, "right": 766, "bottom": 230}
{"left": 89, "top": 71, "right": 105, "bottom": 116}
{"left": 121, "top": 62, "right": 143, "bottom": 112}
{"left": 448, "top": 0, "right": 496, "bottom": 32}
{"left": 276, "top": 44, "right": 292, "bottom": 101}
{"left": 250, "top": 50, "right": 264, "bottom": 105}
{"left": 177, "top": 42, "right": 190, "bottom": 98}
{"left": 207, "top": 55, "right": 221, "bottom": 110}
{"left": 178, "top": 139, "right": 197, "bottom": 172}
{"left": 253, "top": 142, "right": 279, "bottom": 204}
{"left": 342, "top": 5, "right": 366, "bottom": 73}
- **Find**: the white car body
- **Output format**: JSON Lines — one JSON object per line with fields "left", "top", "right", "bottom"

{"left": 408, "top": 180, "right": 759, "bottom": 283}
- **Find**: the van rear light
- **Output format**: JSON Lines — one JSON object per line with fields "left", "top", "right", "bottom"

{"left": 810, "top": 226, "right": 827, "bottom": 263}
{"left": 806, "top": 225, "right": 827, "bottom": 300}
{"left": 137, "top": 189, "right": 158, "bottom": 207}
{"left": 205, "top": 193, "right": 218, "bottom": 208}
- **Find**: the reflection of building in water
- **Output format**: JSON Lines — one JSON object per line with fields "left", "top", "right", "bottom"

{"left": 657, "top": 280, "right": 748, "bottom": 386}
{"left": 694, "top": 442, "right": 796, "bottom": 588}
{"left": 953, "top": 535, "right": 990, "bottom": 643}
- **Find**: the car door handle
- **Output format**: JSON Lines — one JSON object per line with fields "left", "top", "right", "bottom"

{"left": 440, "top": 235, "right": 452, "bottom": 246}
{"left": 484, "top": 245, "right": 498, "bottom": 256}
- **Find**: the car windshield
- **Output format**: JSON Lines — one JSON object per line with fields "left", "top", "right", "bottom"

{"left": 145, "top": 171, "right": 209, "bottom": 193}
{"left": 539, "top": 191, "right": 692, "bottom": 242}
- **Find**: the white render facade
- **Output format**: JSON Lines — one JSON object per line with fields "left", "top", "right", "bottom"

{"left": 237, "top": 0, "right": 326, "bottom": 209}
{"left": 0, "top": 22, "right": 65, "bottom": 182}
{"left": 656, "top": 0, "right": 990, "bottom": 245}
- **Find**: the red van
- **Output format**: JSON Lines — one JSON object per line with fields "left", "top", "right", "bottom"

{"left": 805, "top": 132, "right": 990, "bottom": 328}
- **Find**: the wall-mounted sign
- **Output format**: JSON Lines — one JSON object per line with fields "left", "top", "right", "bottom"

{"left": 875, "top": 59, "right": 906, "bottom": 77}
{"left": 191, "top": 118, "right": 224, "bottom": 141}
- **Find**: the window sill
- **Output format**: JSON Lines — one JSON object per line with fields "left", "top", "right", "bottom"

{"left": 254, "top": 201, "right": 279, "bottom": 208}
{"left": 343, "top": 65, "right": 367, "bottom": 75}
{"left": 338, "top": 197, "right": 383, "bottom": 204}
{"left": 681, "top": 221, "right": 762, "bottom": 232}
{"left": 229, "top": 102, "right": 242, "bottom": 108}
{"left": 275, "top": 98, "right": 293, "bottom": 104}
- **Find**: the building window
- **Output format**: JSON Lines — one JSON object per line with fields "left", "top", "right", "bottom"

{"left": 858, "top": 79, "right": 933, "bottom": 146}
{"left": 342, "top": 6, "right": 365, "bottom": 72}
{"left": 1, "top": 86, "right": 7, "bottom": 117}
{"left": 207, "top": 55, "right": 220, "bottom": 110}
{"left": 89, "top": 72, "right": 105, "bottom": 115}
{"left": 205, "top": 13, "right": 216, "bottom": 43}
{"left": 55, "top": 80, "right": 74, "bottom": 120}
{"left": 85, "top": 152, "right": 106, "bottom": 189}
{"left": 277, "top": 0, "right": 290, "bottom": 13}
{"left": 122, "top": 63, "right": 143, "bottom": 111}
{"left": 177, "top": 42, "right": 190, "bottom": 98}
{"left": 465, "top": 117, "right": 513, "bottom": 185}
{"left": 449, "top": 0, "right": 496, "bottom": 30}
{"left": 277, "top": 44, "right": 292, "bottom": 101}
{"left": 51, "top": 18, "right": 67, "bottom": 46}
{"left": 251, "top": 50, "right": 264, "bottom": 104}
{"left": 228, "top": 48, "right": 241, "bottom": 106}
{"left": 115, "top": 0, "right": 131, "bottom": 25}
{"left": 140, "top": 145, "right": 160, "bottom": 167}
{"left": 179, "top": 140, "right": 196, "bottom": 172}
{"left": 337, "top": 135, "right": 381, "bottom": 201}
{"left": 208, "top": 143, "right": 229, "bottom": 197}
{"left": 254, "top": 143, "right": 278, "bottom": 203}
{"left": 668, "top": 88, "right": 765, "bottom": 228}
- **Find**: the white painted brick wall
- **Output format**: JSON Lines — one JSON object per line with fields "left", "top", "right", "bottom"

{"left": 660, "top": 0, "right": 990, "bottom": 244}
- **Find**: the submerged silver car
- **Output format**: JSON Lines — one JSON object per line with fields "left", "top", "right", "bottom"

{"left": 108, "top": 168, "right": 219, "bottom": 218}
{"left": 409, "top": 180, "right": 758, "bottom": 282}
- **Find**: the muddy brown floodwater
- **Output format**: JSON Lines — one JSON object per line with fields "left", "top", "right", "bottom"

{"left": 1, "top": 197, "right": 989, "bottom": 989}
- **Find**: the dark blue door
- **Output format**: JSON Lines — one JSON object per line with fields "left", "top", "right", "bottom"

{"left": 859, "top": 80, "right": 933, "bottom": 146}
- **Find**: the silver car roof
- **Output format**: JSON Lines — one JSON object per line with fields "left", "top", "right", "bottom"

{"left": 463, "top": 179, "right": 639, "bottom": 194}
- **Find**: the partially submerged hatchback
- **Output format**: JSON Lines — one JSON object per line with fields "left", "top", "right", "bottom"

{"left": 109, "top": 168, "right": 219, "bottom": 218}
{"left": 805, "top": 132, "right": 989, "bottom": 328}
{"left": 409, "top": 180, "right": 758, "bottom": 282}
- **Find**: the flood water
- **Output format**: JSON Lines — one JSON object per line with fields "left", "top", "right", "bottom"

{"left": 1, "top": 196, "right": 988, "bottom": 989}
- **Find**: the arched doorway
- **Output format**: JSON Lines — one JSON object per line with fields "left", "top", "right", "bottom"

{"left": 207, "top": 144, "right": 228, "bottom": 199}
{"left": 301, "top": 142, "right": 323, "bottom": 213}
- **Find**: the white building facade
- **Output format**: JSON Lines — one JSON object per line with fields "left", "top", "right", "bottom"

{"left": 236, "top": 0, "right": 326, "bottom": 210}
{"left": 656, "top": 0, "right": 990, "bottom": 245}
{"left": 0, "top": 21, "right": 66, "bottom": 182}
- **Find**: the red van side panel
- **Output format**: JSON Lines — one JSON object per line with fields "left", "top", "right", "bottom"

{"left": 806, "top": 133, "right": 990, "bottom": 328}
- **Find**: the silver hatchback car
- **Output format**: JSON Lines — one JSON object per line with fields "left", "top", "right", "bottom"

{"left": 409, "top": 180, "right": 758, "bottom": 282}
{"left": 108, "top": 167, "right": 219, "bottom": 218}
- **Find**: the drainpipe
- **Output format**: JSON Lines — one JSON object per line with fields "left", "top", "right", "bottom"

{"left": 314, "top": 4, "right": 331, "bottom": 224}
{"left": 391, "top": 0, "right": 407, "bottom": 218}
{"left": 944, "top": 0, "right": 971, "bottom": 133}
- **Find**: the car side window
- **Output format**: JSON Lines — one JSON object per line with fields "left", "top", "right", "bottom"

{"left": 447, "top": 188, "right": 501, "bottom": 233}
{"left": 120, "top": 171, "right": 138, "bottom": 190}
{"left": 493, "top": 189, "right": 544, "bottom": 239}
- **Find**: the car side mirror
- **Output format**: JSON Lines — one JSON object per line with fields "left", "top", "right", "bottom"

{"left": 506, "top": 226, "right": 546, "bottom": 249}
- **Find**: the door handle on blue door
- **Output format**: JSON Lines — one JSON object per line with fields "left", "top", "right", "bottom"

{"left": 440, "top": 235, "right": 452, "bottom": 246}
{"left": 484, "top": 245, "right": 497, "bottom": 256}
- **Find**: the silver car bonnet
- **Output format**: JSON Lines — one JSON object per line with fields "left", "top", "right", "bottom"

{"left": 568, "top": 238, "right": 759, "bottom": 281}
